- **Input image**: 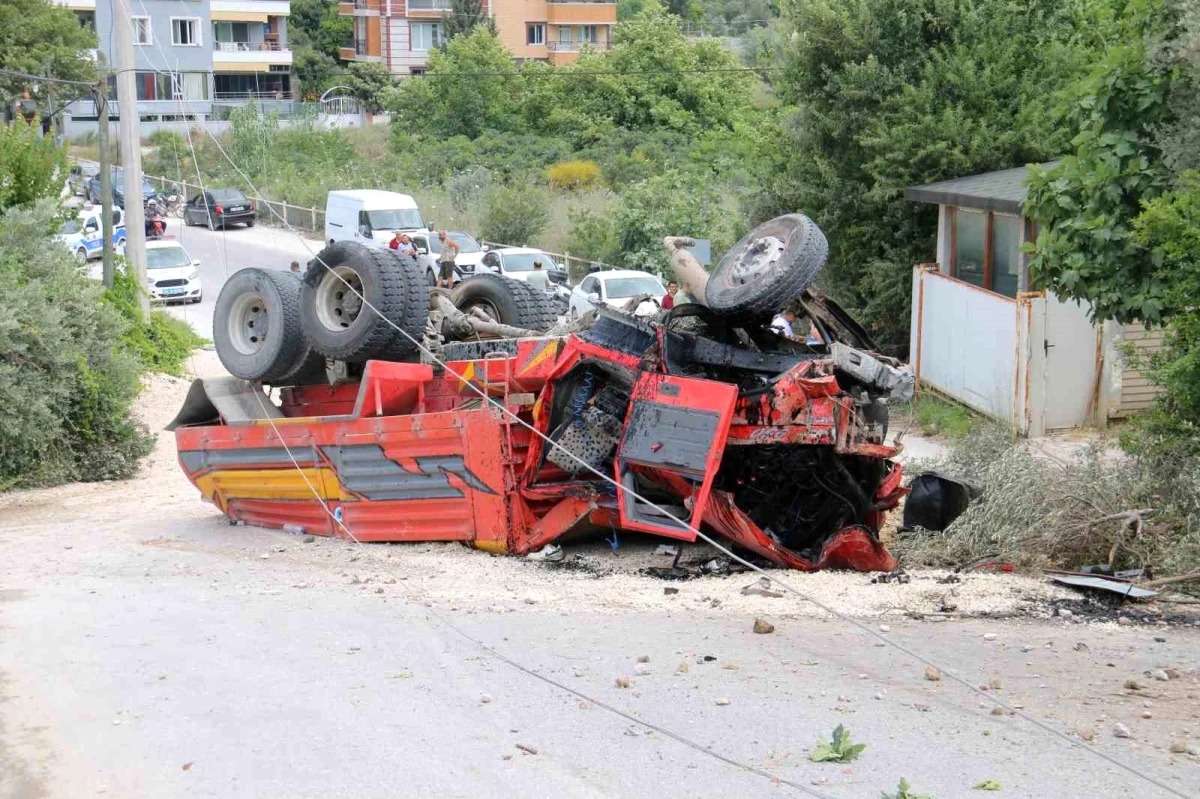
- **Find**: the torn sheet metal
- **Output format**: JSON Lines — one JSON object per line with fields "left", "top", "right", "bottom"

{"left": 1045, "top": 570, "right": 1160, "bottom": 600}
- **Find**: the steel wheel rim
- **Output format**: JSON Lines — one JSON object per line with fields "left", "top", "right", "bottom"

{"left": 728, "top": 234, "right": 787, "bottom": 286}
{"left": 228, "top": 292, "right": 268, "bottom": 355}
{"left": 314, "top": 265, "right": 364, "bottom": 331}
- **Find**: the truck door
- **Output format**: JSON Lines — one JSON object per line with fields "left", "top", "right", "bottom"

{"left": 614, "top": 373, "right": 737, "bottom": 540}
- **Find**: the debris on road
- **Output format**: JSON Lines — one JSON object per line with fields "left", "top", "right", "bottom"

{"left": 924, "top": 666, "right": 942, "bottom": 682}
{"left": 1045, "top": 570, "right": 1159, "bottom": 600}
{"left": 753, "top": 617, "right": 775, "bottom": 634}
{"left": 1113, "top": 723, "right": 1132, "bottom": 739}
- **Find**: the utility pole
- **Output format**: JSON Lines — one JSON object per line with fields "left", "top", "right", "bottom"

{"left": 112, "top": 0, "right": 150, "bottom": 316}
{"left": 43, "top": 61, "right": 57, "bottom": 143}
{"left": 95, "top": 53, "right": 116, "bottom": 287}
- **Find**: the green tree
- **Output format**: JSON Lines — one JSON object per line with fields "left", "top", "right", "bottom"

{"left": 762, "top": 0, "right": 1111, "bottom": 348}
{"left": 0, "top": 119, "right": 67, "bottom": 211}
{"left": 0, "top": 0, "right": 96, "bottom": 109}
{"left": 344, "top": 61, "right": 395, "bottom": 114}
{"left": 289, "top": 0, "right": 351, "bottom": 97}
{"left": 443, "top": 0, "right": 497, "bottom": 41}
{"left": 391, "top": 28, "right": 521, "bottom": 139}
{"left": 480, "top": 185, "right": 550, "bottom": 245}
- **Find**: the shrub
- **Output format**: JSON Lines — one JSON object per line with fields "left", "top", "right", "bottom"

{"left": 103, "top": 267, "right": 207, "bottom": 376}
{"left": 0, "top": 203, "right": 152, "bottom": 489}
{"left": 565, "top": 208, "right": 616, "bottom": 265}
{"left": 479, "top": 185, "right": 550, "bottom": 246}
{"left": 547, "top": 160, "right": 602, "bottom": 190}
{"left": 0, "top": 120, "right": 67, "bottom": 211}
{"left": 446, "top": 166, "right": 493, "bottom": 214}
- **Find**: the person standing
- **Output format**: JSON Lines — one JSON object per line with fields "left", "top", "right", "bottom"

{"left": 388, "top": 230, "right": 404, "bottom": 251}
{"left": 395, "top": 234, "right": 417, "bottom": 259}
{"left": 436, "top": 230, "right": 459, "bottom": 289}
{"left": 662, "top": 280, "right": 679, "bottom": 310}
{"left": 525, "top": 259, "right": 551, "bottom": 290}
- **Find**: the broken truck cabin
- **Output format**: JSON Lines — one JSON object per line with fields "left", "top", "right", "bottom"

{"left": 170, "top": 215, "right": 914, "bottom": 572}
{"left": 906, "top": 165, "right": 1162, "bottom": 436}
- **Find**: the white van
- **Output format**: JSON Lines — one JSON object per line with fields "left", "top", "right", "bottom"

{"left": 324, "top": 190, "right": 429, "bottom": 248}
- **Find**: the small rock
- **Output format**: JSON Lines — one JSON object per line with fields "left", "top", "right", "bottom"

{"left": 1140, "top": 711, "right": 1152, "bottom": 719}
{"left": 1164, "top": 667, "right": 1180, "bottom": 680}
{"left": 676, "top": 661, "right": 689, "bottom": 674}
{"left": 524, "top": 598, "right": 536, "bottom": 605}
{"left": 374, "top": 587, "right": 384, "bottom": 594}
{"left": 912, "top": 702, "right": 931, "bottom": 712}
{"left": 879, "top": 624, "right": 891, "bottom": 633}
{"left": 636, "top": 654, "right": 650, "bottom": 663}
{"left": 502, "top": 754, "right": 513, "bottom": 761}
{"left": 615, "top": 675, "right": 632, "bottom": 689}
{"left": 1058, "top": 608, "right": 1073, "bottom": 619}
{"left": 1124, "top": 680, "right": 1144, "bottom": 691}
{"left": 837, "top": 695, "right": 852, "bottom": 703}
{"left": 480, "top": 694, "right": 492, "bottom": 704}
{"left": 990, "top": 706, "right": 1005, "bottom": 716}
{"left": 302, "top": 535, "right": 315, "bottom": 543}
{"left": 384, "top": 576, "right": 397, "bottom": 584}
{"left": 1076, "top": 728, "right": 1096, "bottom": 742}
{"left": 715, "top": 697, "right": 731, "bottom": 706}
{"left": 1074, "top": 642, "right": 1089, "bottom": 652}
{"left": 988, "top": 677, "right": 1002, "bottom": 691}
{"left": 753, "top": 618, "right": 775, "bottom": 635}
{"left": 874, "top": 692, "right": 885, "bottom": 700}
{"left": 1151, "top": 669, "right": 1170, "bottom": 682}
{"left": 634, "top": 663, "right": 650, "bottom": 676}
{"left": 292, "top": 582, "right": 310, "bottom": 589}
{"left": 1021, "top": 645, "right": 1034, "bottom": 653}
{"left": 348, "top": 646, "right": 361, "bottom": 653}
{"left": 259, "top": 553, "right": 270, "bottom": 560}
{"left": 1113, "top": 723, "right": 1132, "bottom": 739}
{"left": 1117, "top": 616, "right": 1133, "bottom": 627}
{"left": 1154, "top": 636, "right": 1166, "bottom": 643}
{"left": 983, "top": 633, "right": 998, "bottom": 641}
{"left": 1169, "top": 740, "right": 1189, "bottom": 754}
{"left": 573, "top": 668, "right": 583, "bottom": 678}
{"left": 924, "top": 666, "right": 942, "bottom": 682}
{"left": 664, "top": 587, "right": 679, "bottom": 595}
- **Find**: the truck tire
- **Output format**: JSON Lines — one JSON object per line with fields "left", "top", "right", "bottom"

{"left": 213, "top": 268, "right": 311, "bottom": 382}
{"left": 450, "top": 273, "right": 557, "bottom": 331}
{"left": 705, "top": 214, "right": 828, "bottom": 318}
{"left": 300, "top": 241, "right": 425, "bottom": 361}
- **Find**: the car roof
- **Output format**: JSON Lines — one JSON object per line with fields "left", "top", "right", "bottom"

{"left": 328, "top": 189, "right": 419, "bottom": 209}
{"left": 594, "top": 269, "right": 663, "bottom": 281}
{"left": 146, "top": 239, "right": 187, "bottom": 250}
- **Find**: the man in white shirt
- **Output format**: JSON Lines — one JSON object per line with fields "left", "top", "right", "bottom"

{"left": 525, "top": 259, "right": 551, "bottom": 291}
{"left": 771, "top": 308, "right": 798, "bottom": 340}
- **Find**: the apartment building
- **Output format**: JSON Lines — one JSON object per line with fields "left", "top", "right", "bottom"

{"left": 55, "top": 0, "right": 292, "bottom": 128}
{"left": 339, "top": 0, "right": 615, "bottom": 76}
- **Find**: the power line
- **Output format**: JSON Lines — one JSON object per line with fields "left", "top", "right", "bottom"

{"left": 198, "top": 125, "right": 1189, "bottom": 799}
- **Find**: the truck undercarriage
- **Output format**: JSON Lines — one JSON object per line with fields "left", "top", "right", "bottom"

{"left": 171, "top": 215, "right": 913, "bottom": 571}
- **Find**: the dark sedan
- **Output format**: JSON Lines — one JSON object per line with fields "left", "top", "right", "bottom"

{"left": 182, "top": 188, "right": 256, "bottom": 230}
{"left": 86, "top": 168, "right": 162, "bottom": 208}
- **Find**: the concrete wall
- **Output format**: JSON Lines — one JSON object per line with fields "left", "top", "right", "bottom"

{"left": 96, "top": 0, "right": 214, "bottom": 72}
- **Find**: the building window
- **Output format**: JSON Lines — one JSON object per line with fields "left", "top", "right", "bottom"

{"left": 950, "top": 208, "right": 1024, "bottom": 298}
{"left": 411, "top": 22, "right": 443, "bottom": 51}
{"left": 580, "top": 25, "right": 597, "bottom": 44}
{"left": 132, "top": 16, "right": 152, "bottom": 45}
{"left": 213, "top": 21, "right": 251, "bottom": 49}
{"left": 172, "top": 18, "right": 202, "bottom": 47}
{"left": 527, "top": 24, "right": 545, "bottom": 45}
{"left": 134, "top": 71, "right": 209, "bottom": 102}
{"left": 77, "top": 11, "right": 96, "bottom": 32}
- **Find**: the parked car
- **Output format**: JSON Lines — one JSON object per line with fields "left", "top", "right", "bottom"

{"left": 57, "top": 205, "right": 126, "bottom": 263}
{"left": 480, "top": 247, "right": 568, "bottom": 286}
{"left": 182, "top": 188, "right": 256, "bottom": 230}
{"left": 145, "top": 239, "right": 202, "bottom": 304}
{"left": 67, "top": 162, "right": 98, "bottom": 196}
{"left": 414, "top": 230, "right": 486, "bottom": 285}
{"left": 569, "top": 269, "right": 666, "bottom": 318}
{"left": 324, "top": 189, "right": 429, "bottom": 247}
{"left": 86, "top": 168, "right": 162, "bottom": 208}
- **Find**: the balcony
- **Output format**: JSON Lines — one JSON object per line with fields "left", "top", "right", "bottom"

{"left": 212, "top": 42, "right": 293, "bottom": 70}
{"left": 407, "top": 0, "right": 452, "bottom": 16}
{"left": 338, "top": 0, "right": 379, "bottom": 16}
{"left": 214, "top": 41, "right": 285, "bottom": 52}
{"left": 546, "top": 40, "right": 610, "bottom": 52}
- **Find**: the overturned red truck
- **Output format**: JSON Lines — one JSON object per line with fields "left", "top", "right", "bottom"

{"left": 170, "top": 215, "right": 914, "bottom": 571}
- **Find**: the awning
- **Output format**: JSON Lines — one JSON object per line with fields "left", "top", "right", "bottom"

{"left": 212, "top": 11, "right": 269, "bottom": 22}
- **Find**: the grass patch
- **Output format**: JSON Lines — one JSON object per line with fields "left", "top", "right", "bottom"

{"left": 894, "top": 391, "right": 980, "bottom": 439}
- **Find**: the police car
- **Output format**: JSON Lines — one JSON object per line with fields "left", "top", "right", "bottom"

{"left": 58, "top": 205, "right": 127, "bottom": 263}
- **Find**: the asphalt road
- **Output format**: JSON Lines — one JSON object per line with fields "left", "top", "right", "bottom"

{"left": 155, "top": 221, "right": 324, "bottom": 341}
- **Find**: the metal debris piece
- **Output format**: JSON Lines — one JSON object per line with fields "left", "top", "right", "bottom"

{"left": 1044, "top": 570, "right": 1159, "bottom": 600}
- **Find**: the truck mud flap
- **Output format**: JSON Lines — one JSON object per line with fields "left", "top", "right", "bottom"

{"left": 615, "top": 373, "right": 737, "bottom": 539}
{"left": 166, "top": 377, "right": 284, "bottom": 431}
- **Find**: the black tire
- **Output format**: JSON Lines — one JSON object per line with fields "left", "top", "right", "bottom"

{"left": 246, "top": 220, "right": 255, "bottom": 228}
{"left": 426, "top": 268, "right": 437, "bottom": 287}
{"left": 450, "top": 274, "right": 557, "bottom": 331}
{"left": 212, "top": 268, "right": 311, "bottom": 382}
{"left": 300, "top": 241, "right": 425, "bottom": 362}
{"left": 705, "top": 214, "right": 828, "bottom": 318}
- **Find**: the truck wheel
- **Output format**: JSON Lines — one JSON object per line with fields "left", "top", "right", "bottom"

{"left": 213, "top": 268, "right": 312, "bottom": 382}
{"left": 450, "top": 274, "right": 557, "bottom": 331}
{"left": 705, "top": 214, "right": 828, "bottom": 318}
{"left": 300, "top": 241, "right": 425, "bottom": 361}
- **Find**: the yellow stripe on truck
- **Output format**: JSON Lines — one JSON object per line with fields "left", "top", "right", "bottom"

{"left": 194, "top": 468, "right": 354, "bottom": 502}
